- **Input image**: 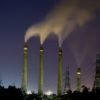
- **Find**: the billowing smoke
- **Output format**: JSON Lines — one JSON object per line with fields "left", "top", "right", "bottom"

{"left": 25, "top": 0, "right": 100, "bottom": 47}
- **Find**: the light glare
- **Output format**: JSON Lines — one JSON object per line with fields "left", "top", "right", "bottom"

{"left": 45, "top": 90, "right": 53, "bottom": 96}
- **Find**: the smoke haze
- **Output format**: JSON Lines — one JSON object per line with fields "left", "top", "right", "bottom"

{"left": 25, "top": 0, "right": 100, "bottom": 46}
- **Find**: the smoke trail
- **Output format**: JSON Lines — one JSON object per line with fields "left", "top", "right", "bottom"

{"left": 25, "top": 22, "right": 50, "bottom": 44}
{"left": 68, "top": 31, "right": 97, "bottom": 67}
{"left": 25, "top": 0, "right": 100, "bottom": 46}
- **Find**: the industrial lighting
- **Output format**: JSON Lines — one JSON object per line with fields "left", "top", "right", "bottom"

{"left": 77, "top": 72, "right": 81, "bottom": 75}
{"left": 24, "top": 47, "right": 28, "bottom": 50}
{"left": 27, "top": 90, "right": 32, "bottom": 94}
{"left": 45, "top": 90, "right": 53, "bottom": 96}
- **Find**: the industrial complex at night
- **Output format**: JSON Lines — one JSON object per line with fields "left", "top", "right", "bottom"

{"left": 0, "top": 0, "right": 100, "bottom": 100}
{"left": 21, "top": 42, "right": 100, "bottom": 96}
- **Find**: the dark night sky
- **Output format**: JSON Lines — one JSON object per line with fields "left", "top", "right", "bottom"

{"left": 0, "top": 0, "right": 100, "bottom": 94}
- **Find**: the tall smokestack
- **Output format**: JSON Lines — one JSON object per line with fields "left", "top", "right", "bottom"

{"left": 94, "top": 54, "right": 100, "bottom": 89}
{"left": 21, "top": 43, "right": 28, "bottom": 92}
{"left": 76, "top": 67, "right": 81, "bottom": 92}
{"left": 57, "top": 47, "right": 63, "bottom": 95}
{"left": 38, "top": 45, "right": 44, "bottom": 96}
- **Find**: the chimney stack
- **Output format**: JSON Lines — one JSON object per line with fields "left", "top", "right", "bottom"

{"left": 38, "top": 45, "right": 44, "bottom": 96}
{"left": 21, "top": 42, "right": 28, "bottom": 92}
{"left": 94, "top": 54, "right": 100, "bottom": 89}
{"left": 76, "top": 67, "right": 81, "bottom": 92}
{"left": 57, "top": 47, "right": 63, "bottom": 95}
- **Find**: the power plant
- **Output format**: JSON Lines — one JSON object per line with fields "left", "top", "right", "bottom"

{"left": 21, "top": 42, "right": 100, "bottom": 94}
{"left": 57, "top": 47, "right": 63, "bottom": 95}
{"left": 94, "top": 54, "right": 100, "bottom": 89}
{"left": 21, "top": 43, "right": 28, "bottom": 92}
{"left": 76, "top": 67, "right": 81, "bottom": 92}
{"left": 38, "top": 45, "right": 44, "bottom": 95}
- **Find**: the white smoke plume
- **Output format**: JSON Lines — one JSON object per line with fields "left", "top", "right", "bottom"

{"left": 25, "top": 0, "right": 100, "bottom": 47}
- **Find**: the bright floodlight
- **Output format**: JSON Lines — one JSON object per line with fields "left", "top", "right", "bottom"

{"left": 45, "top": 90, "right": 53, "bottom": 96}
{"left": 27, "top": 90, "right": 32, "bottom": 94}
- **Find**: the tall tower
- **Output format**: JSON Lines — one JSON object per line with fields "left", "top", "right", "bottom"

{"left": 21, "top": 43, "right": 28, "bottom": 92}
{"left": 57, "top": 47, "right": 63, "bottom": 95}
{"left": 63, "top": 66, "right": 70, "bottom": 94}
{"left": 38, "top": 45, "right": 44, "bottom": 96}
{"left": 76, "top": 67, "right": 81, "bottom": 92}
{"left": 94, "top": 54, "right": 100, "bottom": 89}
